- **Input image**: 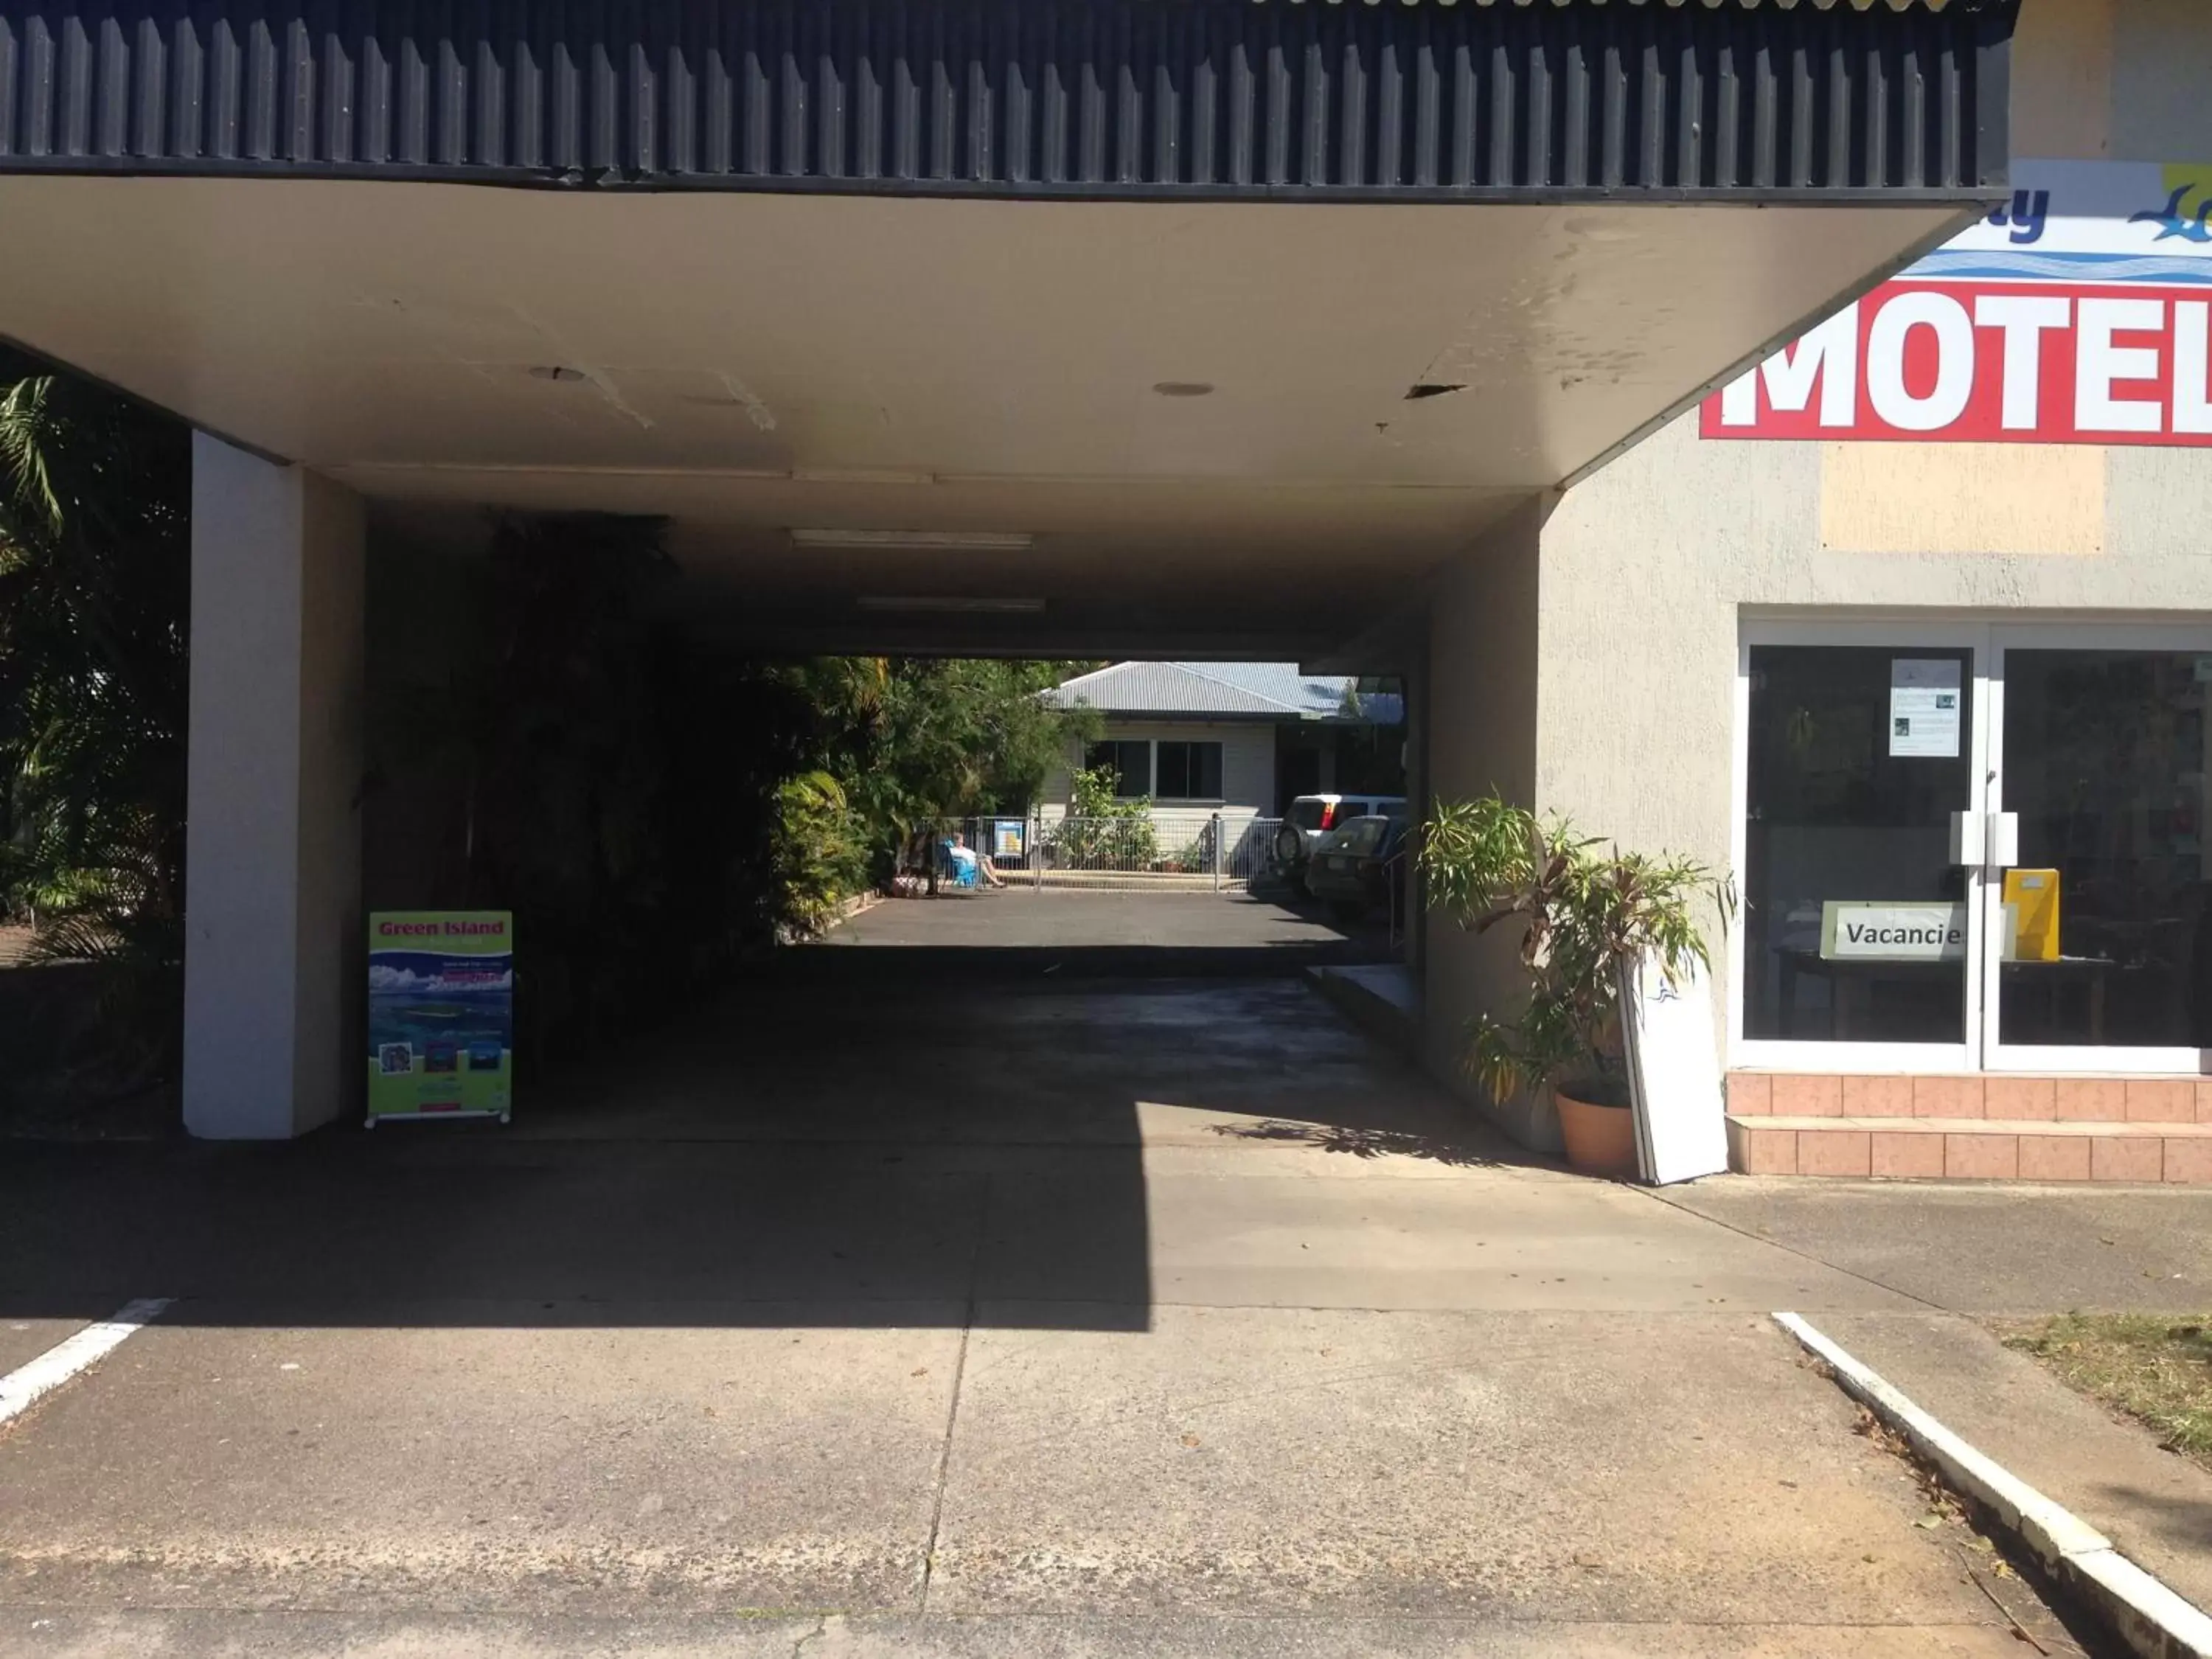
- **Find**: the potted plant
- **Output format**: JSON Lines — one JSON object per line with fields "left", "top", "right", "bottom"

{"left": 1417, "top": 796, "right": 1733, "bottom": 1178}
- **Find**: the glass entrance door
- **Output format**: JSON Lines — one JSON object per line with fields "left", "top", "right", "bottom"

{"left": 1735, "top": 627, "right": 1985, "bottom": 1071}
{"left": 1736, "top": 622, "right": 2212, "bottom": 1074}
{"left": 1985, "top": 628, "right": 2212, "bottom": 1074}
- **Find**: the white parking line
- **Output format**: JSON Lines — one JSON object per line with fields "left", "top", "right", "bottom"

{"left": 0, "top": 1300, "right": 173, "bottom": 1429}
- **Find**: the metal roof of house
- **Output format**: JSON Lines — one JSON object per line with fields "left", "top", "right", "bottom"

{"left": 1045, "top": 662, "right": 1403, "bottom": 723}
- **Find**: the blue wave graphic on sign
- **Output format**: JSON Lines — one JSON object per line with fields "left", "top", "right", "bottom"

{"left": 1909, "top": 249, "right": 2212, "bottom": 285}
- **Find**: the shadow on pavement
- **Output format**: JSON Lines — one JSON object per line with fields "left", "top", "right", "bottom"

{"left": 0, "top": 939, "right": 1509, "bottom": 1334}
{"left": 1207, "top": 1119, "right": 1509, "bottom": 1169}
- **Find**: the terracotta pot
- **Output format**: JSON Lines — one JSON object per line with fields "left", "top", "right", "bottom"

{"left": 1554, "top": 1081, "right": 1639, "bottom": 1179}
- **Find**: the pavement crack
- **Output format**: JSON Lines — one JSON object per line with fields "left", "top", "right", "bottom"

{"left": 1635, "top": 1185, "right": 1949, "bottom": 1313}
{"left": 917, "top": 1170, "right": 988, "bottom": 1613}
{"left": 790, "top": 1615, "right": 828, "bottom": 1659}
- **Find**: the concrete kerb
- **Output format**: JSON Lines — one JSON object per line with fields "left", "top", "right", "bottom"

{"left": 821, "top": 890, "right": 885, "bottom": 933}
{"left": 1304, "top": 963, "right": 1419, "bottom": 1057}
{"left": 1774, "top": 1311, "right": 2212, "bottom": 1659}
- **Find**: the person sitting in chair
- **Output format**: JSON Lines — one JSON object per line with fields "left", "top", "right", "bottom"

{"left": 946, "top": 831, "right": 1007, "bottom": 888}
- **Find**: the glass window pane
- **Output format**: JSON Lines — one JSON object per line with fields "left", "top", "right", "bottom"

{"left": 1120, "top": 742, "right": 1150, "bottom": 797}
{"left": 1194, "top": 742, "right": 1222, "bottom": 799}
{"left": 1155, "top": 741, "right": 1222, "bottom": 800}
{"left": 1743, "top": 645, "right": 1972, "bottom": 1044}
{"left": 2000, "top": 649, "right": 2211, "bottom": 1048}
{"left": 1156, "top": 743, "right": 1189, "bottom": 799}
{"left": 1083, "top": 740, "right": 1150, "bottom": 799}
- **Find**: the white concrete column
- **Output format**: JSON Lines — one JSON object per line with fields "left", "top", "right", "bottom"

{"left": 1421, "top": 496, "right": 1555, "bottom": 1150}
{"left": 1402, "top": 642, "right": 1429, "bottom": 974}
{"left": 182, "top": 434, "right": 366, "bottom": 1139}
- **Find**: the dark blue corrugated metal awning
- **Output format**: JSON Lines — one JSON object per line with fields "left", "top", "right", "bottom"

{"left": 0, "top": 0, "right": 2013, "bottom": 201}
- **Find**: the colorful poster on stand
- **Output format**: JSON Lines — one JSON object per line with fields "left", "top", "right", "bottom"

{"left": 366, "top": 911, "right": 514, "bottom": 1124}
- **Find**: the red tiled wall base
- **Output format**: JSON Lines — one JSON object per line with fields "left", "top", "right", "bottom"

{"left": 1725, "top": 1072, "right": 2212, "bottom": 1182}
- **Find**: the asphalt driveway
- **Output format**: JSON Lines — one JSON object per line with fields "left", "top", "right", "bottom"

{"left": 0, "top": 937, "right": 2121, "bottom": 1655}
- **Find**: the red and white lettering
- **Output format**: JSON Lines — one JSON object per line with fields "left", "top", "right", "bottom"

{"left": 2177, "top": 302, "right": 2212, "bottom": 436}
{"left": 1704, "top": 279, "right": 2212, "bottom": 448}
{"left": 1718, "top": 307, "right": 1860, "bottom": 428}
{"left": 1866, "top": 291, "right": 1975, "bottom": 431}
{"left": 1970, "top": 293, "right": 2070, "bottom": 429}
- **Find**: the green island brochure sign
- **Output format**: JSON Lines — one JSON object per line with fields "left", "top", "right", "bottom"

{"left": 366, "top": 911, "right": 514, "bottom": 1124}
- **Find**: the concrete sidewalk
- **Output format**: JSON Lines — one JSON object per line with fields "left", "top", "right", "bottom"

{"left": 1807, "top": 1310, "right": 2212, "bottom": 1615}
{"left": 1656, "top": 1177, "right": 2212, "bottom": 1314}
{"left": 1662, "top": 1175, "right": 2212, "bottom": 1634}
{"left": 0, "top": 1609, "right": 2071, "bottom": 1658}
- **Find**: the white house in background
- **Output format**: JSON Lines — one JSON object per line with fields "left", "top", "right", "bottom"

{"left": 1038, "top": 662, "right": 1404, "bottom": 843}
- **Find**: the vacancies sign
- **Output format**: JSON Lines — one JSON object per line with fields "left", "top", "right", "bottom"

{"left": 1820, "top": 902, "right": 1967, "bottom": 964}
{"left": 1703, "top": 161, "right": 2212, "bottom": 448}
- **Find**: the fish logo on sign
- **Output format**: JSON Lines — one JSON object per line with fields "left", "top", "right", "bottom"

{"left": 2129, "top": 181, "right": 2212, "bottom": 245}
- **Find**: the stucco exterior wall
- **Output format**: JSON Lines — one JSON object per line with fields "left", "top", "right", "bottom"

{"left": 1534, "top": 410, "right": 2212, "bottom": 1050}
{"left": 1527, "top": 0, "right": 2212, "bottom": 1072}
{"left": 2107, "top": 0, "right": 2208, "bottom": 159}
{"left": 2006, "top": 0, "right": 2211, "bottom": 162}
{"left": 1422, "top": 499, "right": 1554, "bottom": 1147}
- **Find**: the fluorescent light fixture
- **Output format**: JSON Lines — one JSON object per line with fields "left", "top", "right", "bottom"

{"left": 790, "top": 529, "right": 1034, "bottom": 552}
{"left": 789, "top": 468, "right": 936, "bottom": 486}
{"left": 856, "top": 596, "right": 1046, "bottom": 614}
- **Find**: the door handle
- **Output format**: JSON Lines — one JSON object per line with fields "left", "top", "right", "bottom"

{"left": 1986, "top": 811, "right": 2020, "bottom": 868}
{"left": 1948, "top": 810, "right": 1984, "bottom": 866}
{"left": 1950, "top": 810, "right": 2017, "bottom": 869}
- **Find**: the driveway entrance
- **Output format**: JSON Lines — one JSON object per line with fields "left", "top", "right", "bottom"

{"left": 0, "top": 938, "right": 2090, "bottom": 1655}
{"left": 820, "top": 887, "right": 1382, "bottom": 956}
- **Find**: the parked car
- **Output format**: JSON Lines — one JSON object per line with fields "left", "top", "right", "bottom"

{"left": 1304, "top": 814, "right": 1411, "bottom": 922}
{"left": 1273, "top": 793, "right": 1407, "bottom": 889}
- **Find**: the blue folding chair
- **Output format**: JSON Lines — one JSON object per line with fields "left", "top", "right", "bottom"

{"left": 938, "top": 838, "right": 981, "bottom": 889}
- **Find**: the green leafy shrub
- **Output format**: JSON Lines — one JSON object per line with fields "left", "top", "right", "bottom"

{"left": 1053, "top": 765, "right": 1158, "bottom": 868}
{"left": 771, "top": 771, "right": 869, "bottom": 939}
{"left": 1417, "top": 796, "right": 1733, "bottom": 1107}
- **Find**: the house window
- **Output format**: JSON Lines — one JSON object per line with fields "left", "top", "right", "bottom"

{"left": 1084, "top": 740, "right": 1152, "bottom": 799}
{"left": 1155, "top": 740, "right": 1223, "bottom": 801}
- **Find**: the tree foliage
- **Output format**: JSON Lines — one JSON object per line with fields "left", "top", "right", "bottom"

{"left": 0, "top": 359, "right": 190, "bottom": 1076}
{"left": 782, "top": 656, "right": 1099, "bottom": 879}
{"left": 769, "top": 769, "right": 869, "bottom": 939}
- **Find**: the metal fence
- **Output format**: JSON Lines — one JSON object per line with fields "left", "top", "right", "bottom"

{"left": 932, "top": 813, "right": 1284, "bottom": 894}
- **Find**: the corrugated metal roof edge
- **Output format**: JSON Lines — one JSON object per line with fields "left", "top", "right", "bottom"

{"left": 1169, "top": 663, "right": 1313, "bottom": 716}
{"left": 1057, "top": 703, "right": 1396, "bottom": 723}
{"left": 1044, "top": 684, "right": 1301, "bottom": 717}
{"left": 1248, "top": 0, "right": 1983, "bottom": 10}
{"left": 1043, "top": 661, "right": 1349, "bottom": 716}
{"left": 1068, "top": 707, "right": 1340, "bottom": 721}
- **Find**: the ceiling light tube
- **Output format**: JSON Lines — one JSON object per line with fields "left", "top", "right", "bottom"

{"left": 791, "top": 529, "right": 1034, "bottom": 552}
{"left": 855, "top": 596, "right": 1046, "bottom": 614}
